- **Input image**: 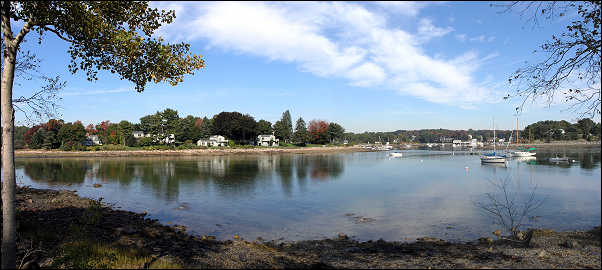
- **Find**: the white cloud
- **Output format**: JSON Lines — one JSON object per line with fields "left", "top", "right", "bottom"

{"left": 373, "top": 1, "right": 428, "bottom": 17}
{"left": 417, "top": 18, "right": 454, "bottom": 42}
{"left": 455, "top": 34, "right": 467, "bottom": 42}
{"left": 152, "top": 2, "right": 503, "bottom": 108}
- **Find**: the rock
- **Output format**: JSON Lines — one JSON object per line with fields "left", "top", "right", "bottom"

{"left": 417, "top": 237, "right": 444, "bottom": 243}
{"left": 173, "top": 224, "right": 186, "bottom": 232}
{"left": 116, "top": 225, "right": 136, "bottom": 235}
{"left": 344, "top": 247, "right": 362, "bottom": 253}
{"left": 337, "top": 233, "right": 349, "bottom": 240}
{"left": 93, "top": 183, "right": 102, "bottom": 188}
{"left": 355, "top": 217, "right": 376, "bottom": 223}
{"left": 344, "top": 213, "right": 355, "bottom": 216}
{"left": 233, "top": 235, "right": 240, "bottom": 240}
{"left": 207, "top": 235, "right": 216, "bottom": 240}
{"left": 256, "top": 237, "right": 264, "bottom": 242}
{"left": 537, "top": 250, "right": 547, "bottom": 258}
{"left": 21, "top": 260, "right": 40, "bottom": 269}
{"left": 515, "top": 231, "right": 525, "bottom": 240}
{"left": 479, "top": 237, "right": 494, "bottom": 245}
{"left": 492, "top": 230, "right": 501, "bottom": 238}
{"left": 561, "top": 239, "right": 580, "bottom": 249}
{"left": 26, "top": 199, "right": 33, "bottom": 204}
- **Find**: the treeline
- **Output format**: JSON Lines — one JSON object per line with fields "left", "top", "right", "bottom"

{"left": 343, "top": 118, "right": 601, "bottom": 144}
{"left": 14, "top": 108, "right": 346, "bottom": 150}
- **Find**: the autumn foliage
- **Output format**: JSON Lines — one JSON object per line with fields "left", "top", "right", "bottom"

{"left": 308, "top": 120, "right": 329, "bottom": 144}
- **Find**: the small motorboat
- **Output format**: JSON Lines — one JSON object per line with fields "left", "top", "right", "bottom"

{"left": 549, "top": 156, "right": 569, "bottom": 163}
{"left": 389, "top": 152, "right": 403, "bottom": 158}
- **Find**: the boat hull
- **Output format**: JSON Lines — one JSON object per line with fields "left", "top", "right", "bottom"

{"left": 480, "top": 156, "right": 507, "bottom": 163}
{"left": 510, "top": 151, "right": 536, "bottom": 157}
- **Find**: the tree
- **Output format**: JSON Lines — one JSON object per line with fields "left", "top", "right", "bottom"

{"left": 57, "top": 121, "right": 86, "bottom": 146}
{"left": 256, "top": 119, "right": 273, "bottom": 135}
{"left": 501, "top": 1, "right": 601, "bottom": 118}
{"left": 292, "top": 117, "right": 309, "bottom": 146}
{"left": 199, "top": 117, "right": 212, "bottom": 138}
{"left": 211, "top": 111, "right": 257, "bottom": 143}
{"left": 118, "top": 120, "right": 134, "bottom": 145}
{"left": 327, "top": 122, "right": 345, "bottom": 143}
{"left": 308, "top": 119, "right": 329, "bottom": 144}
{"left": 274, "top": 110, "right": 292, "bottom": 143}
{"left": 1, "top": 2, "right": 205, "bottom": 268}
{"left": 577, "top": 118, "right": 595, "bottom": 139}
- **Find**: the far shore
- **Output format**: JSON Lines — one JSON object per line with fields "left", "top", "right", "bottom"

{"left": 15, "top": 145, "right": 369, "bottom": 158}
{"left": 14, "top": 141, "right": 600, "bottom": 158}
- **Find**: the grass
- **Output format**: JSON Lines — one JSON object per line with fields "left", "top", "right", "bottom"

{"left": 51, "top": 240, "right": 182, "bottom": 269}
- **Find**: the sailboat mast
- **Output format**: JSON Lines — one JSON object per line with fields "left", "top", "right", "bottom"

{"left": 493, "top": 118, "right": 496, "bottom": 152}
{"left": 516, "top": 115, "right": 518, "bottom": 145}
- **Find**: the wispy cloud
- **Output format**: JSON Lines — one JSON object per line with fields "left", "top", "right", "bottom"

{"left": 152, "top": 2, "right": 502, "bottom": 108}
{"left": 62, "top": 88, "right": 131, "bottom": 96}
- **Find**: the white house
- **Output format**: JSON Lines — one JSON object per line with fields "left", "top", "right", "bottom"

{"left": 132, "top": 131, "right": 145, "bottom": 138}
{"left": 197, "top": 135, "right": 228, "bottom": 147}
{"left": 256, "top": 134, "right": 279, "bottom": 147}
{"left": 84, "top": 135, "right": 102, "bottom": 146}
{"left": 159, "top": 134, "right": 176, "bottom": 144}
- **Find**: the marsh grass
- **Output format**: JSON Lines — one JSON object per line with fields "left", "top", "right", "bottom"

{"left": 51, "top": 240, "right": 182, "bottom": 269}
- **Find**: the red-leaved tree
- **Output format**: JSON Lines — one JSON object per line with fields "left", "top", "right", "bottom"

{"left": 308, "top": 119, "right": 329, "bottom": 144}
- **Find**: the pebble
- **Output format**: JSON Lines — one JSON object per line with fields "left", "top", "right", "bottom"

{"left": 93, "top": 183, "right": 102, "bottom": 188}
{"left": 537, "top": 250, "right": 547, "bottom": 258}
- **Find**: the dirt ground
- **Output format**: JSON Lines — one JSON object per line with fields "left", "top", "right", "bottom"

{"left": 6, "top": 186, "right": 601, "bottom": 269}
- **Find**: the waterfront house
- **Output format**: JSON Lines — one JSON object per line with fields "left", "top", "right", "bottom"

{"left": 197, "top": 139, "right": 209, "bottom": 147}
{"left": 132, "top": 131, "right": 145, "bottom": 138}
{"left": 197, "top": 135, "right": 229, "bottom": 147}
{"left": 160, "top": 134, "right": 176, "bottom": 144}
{"left": 256, "top": 134, "right": 279, "bottom": 146}
{"left": 84, "top": 135, "right": 102, "bottom": 146}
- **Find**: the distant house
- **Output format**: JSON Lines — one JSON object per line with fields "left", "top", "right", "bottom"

{"left": 256, "top": 134, "right": 279, "bottom": 147}
{"left": 84, "top": 135, "right": 102, "bottom": 146}
{"left": 159, "top": 134, "right": 176, "bottom": 144}
{"left": 132, "top": 131, "right": 145, "bottom": 138}
{"left": 197, "top": 135, "right": 228, "bottom": 147}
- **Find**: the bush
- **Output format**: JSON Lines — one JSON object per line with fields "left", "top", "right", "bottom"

{"left": 125, "top": 134, "right": 137, "bottom": 147}
{"left": 138, "top": 137, "right": 153, "bottom": 147}
{"left": 60, "top": 141, "right": 85, "bottom": 151}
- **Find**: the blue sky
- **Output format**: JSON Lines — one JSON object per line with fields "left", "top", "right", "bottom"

{"left": 12, "top": 1, "right": 599, "bottom": 132}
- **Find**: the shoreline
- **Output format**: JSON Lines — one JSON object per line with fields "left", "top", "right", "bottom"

{"left": 15, "top": 146, "right": 369, "bottom": 158}
{"left": 14, "top": 141, "right": 600, "bottom": 158}
{"left": 8, "top": 186, "right": 600, "bottom": 268}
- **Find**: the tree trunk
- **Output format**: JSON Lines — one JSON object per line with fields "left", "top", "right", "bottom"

{"left": 1, "top": 43, "right": 17, "bottom": 270}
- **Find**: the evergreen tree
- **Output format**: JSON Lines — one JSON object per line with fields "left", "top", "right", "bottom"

{"left": 292, "top": 117, "right": 309, "bottom": 146}
{"left": 274, "top": 110, "right": 293, "bottom": 143}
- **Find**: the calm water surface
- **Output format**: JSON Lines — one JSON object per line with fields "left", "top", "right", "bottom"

{"left": 16, "top": 146, "right": 601, "bottom": 242}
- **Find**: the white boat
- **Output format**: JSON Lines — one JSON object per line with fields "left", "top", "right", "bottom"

{"left": 510, "top": 151, "right": 537, "bottom": 157}
{"left": 549, "top": 157, "right": 569, "bottom": 162}
{"left": 481, "top": 118, "right": 506, "bottom": 164}
{"left": 389, "top": 152, "right": 403, "bottom": 158}
{"left": 481, "top": 155, "right": 507, "bottom": 163}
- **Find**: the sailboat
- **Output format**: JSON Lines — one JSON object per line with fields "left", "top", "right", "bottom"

{"left": 481, "top": 119, "right": 507, "bottom": 164}
{"left": 507, "top": 115, "right": 537, "bottom": 157}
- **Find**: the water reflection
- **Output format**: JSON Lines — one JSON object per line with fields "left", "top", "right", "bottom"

{"left": 18, "top": 154, "right": 347, "bottom": 200}
{"left": 474, "top": 175, "right": 546, "bottom": 237}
